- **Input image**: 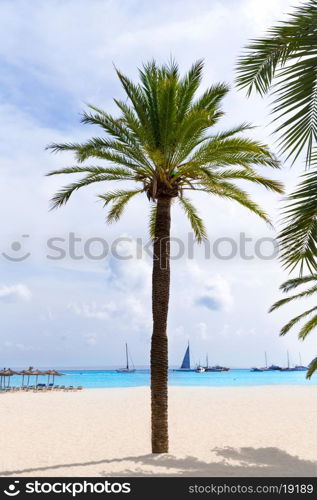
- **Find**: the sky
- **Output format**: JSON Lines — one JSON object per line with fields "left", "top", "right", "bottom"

{"left": 0, "top": 0, "right": 315, "bottom": 369}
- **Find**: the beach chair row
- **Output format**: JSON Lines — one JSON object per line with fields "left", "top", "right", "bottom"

{"left": 0, "top": 385, "right": 83, "bottom": 393}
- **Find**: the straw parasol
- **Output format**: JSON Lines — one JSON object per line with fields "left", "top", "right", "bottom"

{"left": 19, "top": 369, "right": 31, "bottom": 387}
{"left": 1, "top": 368, "right": 18, "bottom": 387}
{"left": 46, "top": 369, "right": 63, "bottom": 385}
{"left": 23, "top": 366, "right": 35, "bottom": 386}
{"left": 32, "top": 369, "right": 45, "bottom": 386}
{"left": 0, "top": 368, "right": 6, "bottom": 388}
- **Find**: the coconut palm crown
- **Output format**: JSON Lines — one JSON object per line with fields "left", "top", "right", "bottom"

{"left": 47, "top": 60, "right": 283, "bottom": 454}
{"left": 270, "top": 274, "right": 317, "bottom": 378}
{"left": 48, "top": 60, "right": 282, "bottom": 228}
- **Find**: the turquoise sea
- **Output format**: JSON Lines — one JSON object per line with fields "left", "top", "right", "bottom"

{"left": 7, "top": 368, "right": 317, "bottom": 388}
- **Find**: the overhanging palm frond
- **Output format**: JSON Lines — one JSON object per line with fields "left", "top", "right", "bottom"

{"left": 270, "top": 273, "right": 317, "bottom": 378}
{"left": 307, "top": 356, "right": 317, "bottom": 378}
{"left": 278, "top": 169, "right": 317, "bottom": 274}
{"left": 298, "top": 313, "right": 317, "bottom": 339}
{"left": 236, "top": 0, "right": 317, "bottom": 166}
{"left": 279, "top": 305, "right": 317, "bottom": 336}
{"left": 269, "top": 284, "right": 317, "bottom": 312}
{"left": 280, "top": 274, "right": 317, "bottom": 292}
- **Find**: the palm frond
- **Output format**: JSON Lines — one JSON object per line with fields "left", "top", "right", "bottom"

{"left": 50, "top": 173, "right": 133, "bottom": 209}
{"left": 278, "top": 169, "right": 317, "bottom": 274}
{"left": 149, "top": 203, "right": 157, "bottom": 240}
{"left": 196, "top": 181, "right": 271, "bottom": 223}
{"left": 176, "top": 59, "right": 204, "bottom": 122}
{"left": 298, "top": 313, "right": 317, "bottom": 340}
{"left": 307, "top": 356, "right": 317, "bottom": 378}
{"left": 178, "top": 196, "right": 207, "bottom": 243}
{"left": 278, "top": 305, "right": 317, "bottom": 336}
{"left": 236, "top": 0, "right": 317, "bottom": 165}
{"left": 270, "top": 284, "right": 317, "bottom": 312}
{"left": 211, "top": 168, "right": 284, "bottom": 192}
{"left": 99, "top": 189, "right": 144, "bottom": 223}
{"left": 280, "top": 274, "right": 317, "bottom": 292}
{"left": 46, "top": 166, "right": 135, "bottom": 178}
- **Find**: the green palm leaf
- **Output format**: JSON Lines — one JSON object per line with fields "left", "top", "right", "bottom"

{"left": 236, "top": 0, "right": 317, "bottom": 166}
{"left": 278, "top": 169, "right": 317, "bottom": 273}
{"left": 178, "top": 196, "right": 207, "bottom": 242}
{"left": 307, "top": 357, "right": 317, "bottom": 378}
{"left": 270, "top": 273, "right": 317, "bottom": 378}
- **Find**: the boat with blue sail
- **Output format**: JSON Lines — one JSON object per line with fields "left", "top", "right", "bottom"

{"left": 173, "top": 342, "right": 195, "bottom": 372}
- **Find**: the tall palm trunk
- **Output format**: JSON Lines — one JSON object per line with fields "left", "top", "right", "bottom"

{"left": 151, "top": 195, "right": 171, "bottom": 453}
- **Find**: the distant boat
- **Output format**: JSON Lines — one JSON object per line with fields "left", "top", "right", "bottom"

{"left": 173, "top": 342, "right": 195, "bottom": 372}
{"left": 268, "top": 364, "right": 282, "bottom": 371}
{"left": 116, "top": 343, "right": 135, "bottom": 373}
{"left": 281, "top": 350, "right": 296, "bottom": 371}
{"left": 293, "top": 352, "right": 308, "bottom": 371}
{"left": 250, "top": 351, "right": 268, "bottom": 372}
{"left": 210, "top": 365, "right": 230, "bottom": 372}
{"left": 195, "top": 366, "right": 205, "bottom": 373}
{"left": 204, "top": 354, "right": 229, "bottom": 372}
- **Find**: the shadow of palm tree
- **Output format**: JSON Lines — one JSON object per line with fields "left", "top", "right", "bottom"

{"left": 1, "top": 447, "right": 316, "bottom": 477}
{"left": 100, "top": 447, "right": 317, "bottom": 477}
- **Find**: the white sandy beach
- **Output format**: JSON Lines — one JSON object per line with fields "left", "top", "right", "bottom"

{"left": 0, "top": 386, "right": 316, "bottom": 477}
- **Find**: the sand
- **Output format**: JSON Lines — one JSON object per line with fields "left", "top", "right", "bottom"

{"left": 0, "top": 386, "right": 316, "bottom": 477}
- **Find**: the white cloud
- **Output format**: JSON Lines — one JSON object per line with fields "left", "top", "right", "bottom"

{"left": 68, "top": 301, "right": 117, "bottom": 320}
{"left": 187, "top": 262, "right": 234, "bottom": 312}
{"left": 0, "top": 284, "right": 32, "bottom": 302}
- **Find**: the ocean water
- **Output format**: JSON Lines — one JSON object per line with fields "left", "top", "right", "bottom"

{"left": 6, "top": 368, "right": 317, "bottom": 389}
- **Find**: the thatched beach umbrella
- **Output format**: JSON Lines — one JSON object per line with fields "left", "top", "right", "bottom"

{"left": 32, "top": 369, "right": 45, "bottom": 386}
{"left": 47, "top": 369, "right": 62, "bottom": 385}
{"left": 2, "top": 368, "right": 18, "bottom": 387}
{"left": 19, "top": 369, "right": 30, "bottom": 387}
{"left": 23, "top": 366, "right": 34, "bottom": 386}
{"left": 0, "top": 368, "right": 6, "bottom": 388}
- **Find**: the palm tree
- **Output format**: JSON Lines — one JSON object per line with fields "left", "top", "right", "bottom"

{"left": 270, "top": 274, "right": 317, "bottom": 378}
{"left": 47, "top": 60, "right": 283, "bottom": 453}
{"left": 236, "top": 0, "right": 317, "bottom": 271}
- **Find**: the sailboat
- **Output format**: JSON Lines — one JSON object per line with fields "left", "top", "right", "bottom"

{"left": 281, "top": 350, "right": 295, "bottom": 371}
{"left": 294, "top": 352, "right": 308, "bottom": 371}
{"left": 116, "top": 343, "right": 136, "bottom": 373}
{"left": 173, "top": 342, "right": 195, "bottom": 372}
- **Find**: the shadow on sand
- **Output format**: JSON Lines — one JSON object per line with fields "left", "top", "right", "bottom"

{"left": 1, "top": 447, "right": 316, "bottom": 477}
